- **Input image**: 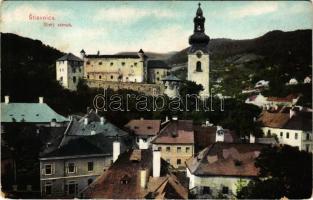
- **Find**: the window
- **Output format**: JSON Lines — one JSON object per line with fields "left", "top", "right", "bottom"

{"left": 157, "top": 77, "right": 160, "bottom": 81}
{"left": 72, "top": 68, "right": 76, "bottom": 73}
{"left": 79, "top": 68, "right": 81, "bottom": 73}
{"left": 158, "top": 147, "right": 162, "bottom": 151}
{"left": 67, "top": 181, "right": 78, "bottom": 195}
{"left": 68, "top": 163, "right": 75, "bottom": 173}
{"left": 134, "top": 62, "right": 137, "bottom": 66}
{"left": 99, "top": 62, "right": 102, "bottom": 65}
{"left": 177, "top": 159, "right": 181, "bottom": 165}
{"left": 222, "top": 186, "right": 229, "bottom": 194}
{"left": 157, "top": 71, "right": 159, "bottom": 74}
{"left": 110, "top": 62, "right": 113, "bottom": 66}
{"left": 99, "top": 75, "right": 102, "bottom": 79}
{"left": 73, "top": 76, "right": 77, "bottom": 83}
{"left": 280, "top": 132, "right": 283, "bottom": 138}
{"left": 203, "top": 186, "right": 211, "bottom": 194}
{"left": 286, "top": 132, "right": 289, "bottom": 139}
{"left": 44, "top": 164, "right": 53, "bottom": 175}
{"left": 177, "top": 147, "right": 181, "bottom": 153}
{"left": 122, "top": 62, "right": 125, "bottom": 66}
{"left": 166, "top": 147, "right": 170, "bottom": 152}
{"left": 142, "top": 138, "right": 147, "bottom": 142}
{"left": 111, "top": 75, "right": 114, "bottom": 80}
{"left": 45, "top": 182, "right": 52, "bottom": 195}
{"left": 295, "top": 133, "right": 298, "bottom": 140}
{"left": 267, "top": 130, "right": 271, "bottom": 136}
{"left": 306, "top": 133, "right": 310, "bottom": 140}
{"left": 86, "top": 61, "right": 90, "bottom": 65}
{"left": 87, "top": 75, "right": 89, "bottom": 79}
{"left": 88, "top": 162, "right": 94, "bottom": 172}
{"left": 306, "top": 144, "right": 310, "bottom": 152}
{"left": 60, "top": 76, "right": 63, "bottom": 82}
{"left": 196, "top": 61, "right": 202, "bottom": 72}
{"left": 186, "top": 147, "right": 190, "bottom": 153}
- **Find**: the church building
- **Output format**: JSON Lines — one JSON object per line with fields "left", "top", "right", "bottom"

{"left": 187, "top": 3, "right": 210, "bottom": 96}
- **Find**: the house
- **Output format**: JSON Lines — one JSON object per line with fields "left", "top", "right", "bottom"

{"left": 258, "top": 107, "right": 312, "bottom": 152}
{"left": 1, "top": 96, "right": 69, "bottom": 127}
{"left": 147, "top": 60, "right": 170, "bottom": 84}
{"left": 304, "top": 76, "right": 311, "bottom": 84}
{"left": 151, "top": 119, "right": 195, "bottom": 169}
{"left": 39, "top": 110, "right": 133, "bottom": 198}
{"left": 194, "top": 125, "right": 237, "bottom": 151}
{"left": 124, "top": 119, "right": 161, "bottom": 149}
{"left": 254, "top": 80, "right": 269, "bottom": 88}
{"left": 186, "top": 143, "right": 265, "bottom": 198}
{"left": 81, "top": 149, "right": 189, "bottom": 199}
{"left": 286, "top": 78, "right": 298, "bottom": 85}
{"left": 56, "top": 53, "right": 84, "bottom": 91}
{"left": 245, "top": 93, "right": 267, "bottom": 107}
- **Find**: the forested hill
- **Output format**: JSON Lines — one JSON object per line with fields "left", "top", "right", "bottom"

{"left": 168, "top": 29, "right": 312, "bottom": 66}
{"left": 1, "top": 33, "right": 64, "bottom": 102}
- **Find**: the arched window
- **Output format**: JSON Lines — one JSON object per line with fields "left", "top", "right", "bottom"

{"left": 196, "top": 61, "right": 202, "bottom": 72}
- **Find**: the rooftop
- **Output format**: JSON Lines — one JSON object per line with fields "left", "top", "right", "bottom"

{"left": 82, "top": 149, "right": 188, "bottom": 199}
{"left": 124, "top": 119, "right": 161, "bottom": 136}
{"left": 147, "top": 60, "right": 170, "bottom": 69}
{"left": 1, "top": 102, "right": 69, "bottom": 123}
{"left": 186, "top": 143, "right": 265, "bottom": 177}
{"left": 152, "top": 120, "right": 194, "bottom": 144}
{"left": 57, "top": 53, "right": 83, "bottom": 62}
{"left": 85, "top": 54, "right": 140, "bottom": 59}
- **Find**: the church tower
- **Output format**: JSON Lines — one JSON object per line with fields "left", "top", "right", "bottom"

{"left": 187, "top": 3, "right": 210, "bottom": 96}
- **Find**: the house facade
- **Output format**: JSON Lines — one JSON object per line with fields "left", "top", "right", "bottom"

{"left": 39, "top": 110, "right": 133, "bottom": 198}
{"left": 258, "top": 108, "right": 312, "bottom": 152}
{"left": 152, "top": 119, "right": 195, "bottom": 169}
{"left": 186, "top": 143, "right": 265, "bottom": 198}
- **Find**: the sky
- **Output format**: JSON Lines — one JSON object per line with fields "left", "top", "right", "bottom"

{"left": 1, "top": 1, "right": 312, "bottom": 55}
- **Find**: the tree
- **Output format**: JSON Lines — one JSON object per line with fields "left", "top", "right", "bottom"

{"left": 237, "top": 145, "right": 312, "bottom": 199}
{"left": 179, "top": 80, "right": 204, "bottom": 97}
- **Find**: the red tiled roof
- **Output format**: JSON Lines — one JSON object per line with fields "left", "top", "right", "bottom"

{"left": 125, "top": 120, "right": 161, "bottom": 136}
{"left": 267, "top": 94, "right": 298, "bottom": 102}
{"left": 152, "top": 120, "right": 194, "bottom": 144}
{"left": 82, "top": 149, "right": 188, "bottom": 199}
{"left": 258, "top": 111, "right": 290, "bottom": 128}
{"left": 186, "top": 143, "right": 265, "bottom": 177}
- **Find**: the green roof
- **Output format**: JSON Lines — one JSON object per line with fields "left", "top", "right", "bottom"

{"left": 1, "top": 103, "right": 69, "bottom": 123}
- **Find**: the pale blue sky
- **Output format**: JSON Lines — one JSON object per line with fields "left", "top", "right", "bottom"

{"left": 1, "top": 1, "right": 312, "bottom": 55}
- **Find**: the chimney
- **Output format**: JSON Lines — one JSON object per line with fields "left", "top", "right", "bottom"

{"left": 289, "top": 108, "right": 296, "bottom": 119}
{"left": 249, "top": 134, "right": 256, "bottom": 143}
{"left": 215, "top": 126, "right": 224, "bottom": 142}
{"left": 39, "top": 97, "right": 44, "bottom": 104}
{"left": 100, "top": 117, "right": 105, "bottom": 125}
{"left": 165, "top": 116, "right": 169, "bottom": 122}
{"left": 153, "top": 150, "right": 161, "bottom": 178}
{"left": 4, "top": 96, "right": 9, "bottom": 104}
{"left": 84, "top": 118, "right": 88, "bottom": 125}
{"left": 113, "top": 141, "right": 120, "bottom": 163}
{"left": 140, "top": 169, "right": 147, "bottom": 189}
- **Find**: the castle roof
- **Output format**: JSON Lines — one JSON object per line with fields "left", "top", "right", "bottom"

{"left": 57, "top": 53, "right": 83, "bottom": 61}
{"left": 147, "top": 60, "right": 170, "bottom": 69}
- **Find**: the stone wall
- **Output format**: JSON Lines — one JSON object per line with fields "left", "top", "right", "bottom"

{"left": 86, "top": 79, "right": 164, "bottom": 96}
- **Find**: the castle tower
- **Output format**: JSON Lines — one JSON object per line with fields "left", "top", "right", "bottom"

{"left": 187, "top": 3, "right": 210, "bottom": 96}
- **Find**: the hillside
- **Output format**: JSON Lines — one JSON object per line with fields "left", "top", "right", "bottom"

{"left": 168, "top": 29, "right": 312, "bottom": 65}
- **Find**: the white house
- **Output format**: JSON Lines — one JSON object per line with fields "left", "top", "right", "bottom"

{"left": 258, "top": 108, "right": 312, "bottom": 152}
{"left": 186, "top": 143, "right": 264, "bottom": 198}
{"left": 304, "top": 76, "right": 311, "bottom": 84}
{"left": 254, "top": 80, "right": 269, "bottom": 88}
{"left": 286, "top": 78, "right": 298, "bottom": 85}
{"left": 245, "top": 93, "right": 267, "bottom": 107}
{"left": 56, "top": 53, "right": 84, "bottom": 91}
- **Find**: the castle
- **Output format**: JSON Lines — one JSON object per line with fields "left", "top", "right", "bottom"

{"left": 56, "top": 3, "right": 210, "bottom": 97}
